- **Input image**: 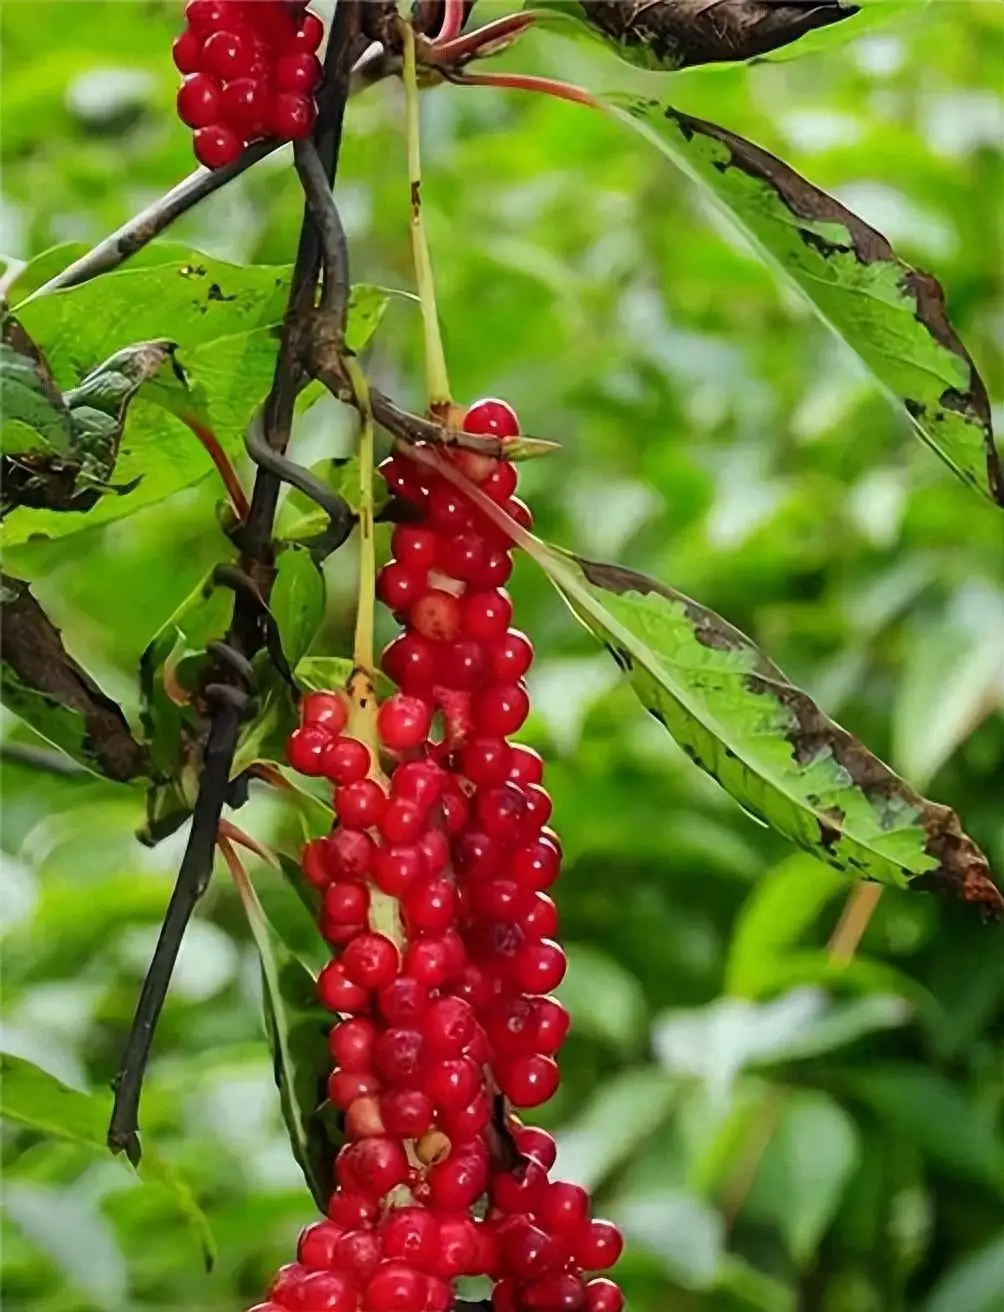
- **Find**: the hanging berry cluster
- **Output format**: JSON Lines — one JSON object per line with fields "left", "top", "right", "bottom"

{"left": 264, "top": 400, "right": 625, "bottom": 1312}
{"left": 173, "top": 0, "right": 324, "bottom": 169}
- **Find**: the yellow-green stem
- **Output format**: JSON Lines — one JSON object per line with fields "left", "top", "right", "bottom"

{"left": 345, "top": 356, "right": 376, "bottom": 675}
{"left": 401, "top": 19, "right": 451, "bottom": 410}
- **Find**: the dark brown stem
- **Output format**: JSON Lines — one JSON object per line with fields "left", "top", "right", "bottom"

{"left": 106, "top": 1, "right": 363, "bottom": 1165}
{"left": 0, "top": 573, "right": 146, "bottom": 783}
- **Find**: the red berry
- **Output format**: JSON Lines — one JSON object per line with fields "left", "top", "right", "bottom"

{"left": 392, "top": 524, "right": 438, "bottom": 572}
{"left": 409, "top": 590, "right": 462, "bottom": 643}
{"left": 427, "top": 1149, "right": 489, "bottom": 1210}
{"left": 462, "top": 588, "right": 513, "bottom": 640}
{"left": 524, "top": 1274, "right": 588, "bottom": 1310}
{"left": 328, "top": 1069, "right": 381, "bottom": 1109}
{"left": 382, "top": 633, "right": 438, "bottom": 693}
{"left": 373, "top": 844, "right": 427, "bottom": 897}
{"left": 476, "top": 782, "right": 527, "bottom": 842}
{"left": 297, "top": 1220, "right": 345, "bottom": 1271}
{"left": 403, "top": 938, "right": 451, "bottom": 988}
{"left": 185, "top": 0, "right": 241, "bottom": 35}
{"left": 301, "top": 690, "right": 348, "bottom": 732}
{"left": 423, "top": 997, "right": 476, "bottom": 1055}
{"left": 511, "top": 939, "right": 567, "bottom": 994}
{"left": 327, "top": 1188, "right": 379, "bottom": 1229}
{"left": 337, "top": 778, "right": 388, "bottom": 830}
{"left": 378, "top": 561, "right": 426, "bottom": 613}
{"left": 193, "top": 123, "right": 242, "bottom": 173}
{"left": 339, "top": 1137, "right": 409, "bottom": 1195}
{"left": 318, "top": 961, "right": 370, "bottom": 1014}
{"left": 323, "top": 880, "right": 370, "bottom": 926}
{"left": 172, "top": 29, "right": 202, "bottom": 73}
{"left": 380, "top": 798, "right": 426, "bottom": 845}
{"left": 402, "top": 877, "right": 456, "bottom": 935}
{"left": 437, "top": 530, "right": 490, "bottom": 583}
{"left": 271, "top": 91, "right": 316, "bottom": 139}
{"left": 380, "top": 1088, "right": 434, "bottom": 1138}
{"left": 334, "top": 1228, "right": 383, "bottom": 1283}
{"left": 276, "top": 51, "right": 323, "bottom": 94}
{"left": 510, "top": 835, "right": 561, "bottom": 891}
{"left": 373, "top": 1028, "right": 425, "bottom": 1086}
{"left": 381, "top": 1208, "right": 439, "bottom": 1269}
{"left": 329, "top": 1016, "right": 376, "bottom": 1070}
{"left": 428, "top": 484, "right": 474, "bottom": 534}
{"left": 364, "top": 1263, "right": 427, "bottom": 1312}
{"left": 378, "top": 695, "right": 433, "bottom": 750}
{"left": 285, "top": 723, "right": 330, "bottom": 775}
{"left": 491, "top": 1160, "right": 547, "bottom": 1213}
{"left": 500, "top": 1218, "right": 562, "bottom": 1279}
{"left": 513, "top": 1124, "right": 557, "bottom": 1170}
{"left": 463, "top": 398, "right": 520, "bottom": 439}
{"left": 574, "top": 1221, "right": 624, "bottom": 1272}
{"left": 424, "top": 1056, "right": 480, "bottom": 1110}
{"left": 585, "top": 1279, "right": 624, "bottom": 1312}
{"left": 220, "top": 77, "right": 271, "bottom": 138}
{"left": 435, "top": 1214, "right": 479, "bottom": 1277}
{"left": 440, "top": 1089, "right": 491, "bottom": 1143}
{"left": 497, "top": 1054, "right": 560, "bottom": 1107}
{"left": 539, "top": 1182, "right": 590, "bottom": 1233}
{"left": 321, "top": 736, "right": 371, "bottom": 784}
{"left": 418, "top": 827, "right": 450, "bottom": 874}
{"left": 325, "top": 828, "right": 376, "bottom": 881}
{"left": 391, "top": 760, "right": 445, "bottom": 810}
{"left": 523, "top": 893, "right": 560, "bottom": 940}
{"left": 533, "top": 996, "right": 570, "bottom": 1053}
{"left": 472, "top": 683, "right": 530, "bottom": 736}
{"left": 439, "top": 638, "right": 489, "bottom": 690}
{"left": 201, "top": 28, "right": 255, "bottom": 80}
{"left": 492, "top": 631, "right": 534, "bottom": 684}
{"left": 482, "top": 461, "right": 519, "bottom": 502}
{"left": 460, "top": 737, "right": 511, "bottom": 787}
{"left": 342, "top": 933, "right": 400, "bottom": 990}
{"left": 292, "top": 10, "right": 325, "bottom": 52}
{"left": 377, "top": 976, "right": 430, "bottom": 1024}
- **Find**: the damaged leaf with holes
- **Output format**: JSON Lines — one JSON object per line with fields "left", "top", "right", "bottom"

{"left": 604, "top": 100, "right": 1002, "bottom": 507}
{"left": 533, "top": 546, "right": 1002, "bottom": 916}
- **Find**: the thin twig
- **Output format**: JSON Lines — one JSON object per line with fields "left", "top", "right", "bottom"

{"left": 293, "top": 137, "right": 350, "bottom": 330}
{"left": 421, "top": 10, "right": 536, "bottom": 64}
{"left": 24, "top": 140, "right": 283, "bottom": 303}
{"left": 107, "top": 1, "right": 362, "bottom": 1163}
{"left": 828, "top": 882, "right": 883, "bottom": 963}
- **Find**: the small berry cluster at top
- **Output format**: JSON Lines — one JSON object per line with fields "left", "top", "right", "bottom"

{"left": 258, "top": 400, "right": 625, "bottom": 1312}
{"left": 173, "top": 0, "right": 323, "bottom": 169}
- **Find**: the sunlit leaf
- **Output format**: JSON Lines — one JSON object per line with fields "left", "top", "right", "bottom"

{"left": 602, "top": 100, "right": 1001, "bottom": 506}
{"left": 523, "top": 542, "right": 1003, "bottom": 914}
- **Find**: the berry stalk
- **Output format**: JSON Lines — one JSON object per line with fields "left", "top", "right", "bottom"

{"left": 401, "top": 17, "right": 452, "bottom": 412}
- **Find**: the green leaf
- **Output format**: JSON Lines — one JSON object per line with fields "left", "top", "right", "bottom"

{"left": 528, "top": 546, "right": 1002, "bottom": 914}
{"left": 270, "top": 544, "right": 326, "bottom": 670}
{"left": 229, "top": 861, "right": 337, "bottom": 1210}
{"left": 726, "top": 854, "right": 851, "bottom": 997}
{"left": 0, "top": 1054, "right": 216, "bottom": 1268}
{"left": 345, "top": 284, "right": 394, "bottom": 355}
{"left": 297, "top": 655, "right": 394, "bottom": 700}
{"left": 743, "top": 1091, "right": 861, "bottom": 1265}
{"left": 554, "top": 1068, "right": 678, "bottom": 1190}
{"left": 555, "top": 942, "right": 648, "bottom": 1053}
{"left": 529, "top": 0, "right": 862, "bottom": 73}
{"left": 601, "top": 100, "right": 1001, "bottom": 507}
{"left": 922, "top": 1235, "right": 1004, "bottom": 1312}
{"left": 3, "top": 243, "right": 396, "bottom": 545}
{"left": 0, "top": 318, "right": 72, "bottom": 457}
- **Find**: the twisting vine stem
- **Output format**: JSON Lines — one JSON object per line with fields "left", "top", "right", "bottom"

{"left": 401, "top": 17, "right": 452, "bottom": 411}
{"left": 106, "top": 0, "right": 363, "bottom": 1164}
{"left": 345, "top": 356, "right": 377, "bottom": 674}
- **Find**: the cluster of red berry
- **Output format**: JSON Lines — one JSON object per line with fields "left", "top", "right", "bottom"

{"left": 262, "top": 399, "right": 625, "bottom": 1312}
{"left": 173, "top": 0, "right": 323, "bottom": 169}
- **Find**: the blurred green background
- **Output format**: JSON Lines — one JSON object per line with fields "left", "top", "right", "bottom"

{"left": 2, "top": 2, "right": 1004, "bottom": 1310}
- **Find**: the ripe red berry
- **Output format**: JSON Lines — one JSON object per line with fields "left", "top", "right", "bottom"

{"left": 201, "top": 28, "right": 255, "bottom": 80}
{"left": 275, "top": 51, "right": 323, "bottom": 94}
{"left": 402, "top": 877, "right": 456, "bottom": 935}
{"left": 381, "top": 1207, "right": 439, "bottom": 1268}
{"left": 372, "top": 844, "right": 427, "bottom": 897}
{"left": 524, "top": 1273, "right": 588, "bottom": 1310}
{"left": 574, "top": 1221, "right": 624, "bottom": 1271}
{"left": 271, "top": 90, "right": 316, "bottom": 139}
{"left": 533, "top": 996, "right": 571, "bottom": 1053}
{"left": 317, "top": 961, "right": 370, "bottom": 1015}
{"left": 286, "top": 724, "right": 331, "bottom": 775}
{"left": 460, "top": 737, "right": 511, "bottom": 787}
{"left": 327, "top": 1188, "right": 379, "bottom": 1229}
{"left": 423, "top": 996, "right": 476, "bottom": 1055}
{"left": 463, "top": 398, "right": 520, "bottom": 439}
{"left": 585, "top": 1279, "right": 624, "bottom": 1312}
{"left": 220, "top": 77, "right": 271, "bottom": 137}
{"left": 392, "top": 524, "right": 438, "bottom": 572}
{"left": 301, "top": 690, "right": 348, "bottom": 733}
{"left": 339, "top": 1136, "right": 409, "bottom": 1195}
{"left": 297, "top": 1220, "right": 345, "bottom": 1271}
{"left": 409, "top": 590, "right": 462, "bottom": 643}
{"left": 329, "top": 1016, "right": 376, "bottom": 1070}
{"left": 337, "top": 778, "right": 387, "bottom": 830}
{"left": 327, "top": 1069, "right": 381, "bottom": 1109}
{"left": 379, "top": 798, "right": 426, "bottom": 845}
{"left": 379, "top": 1088, "right": 434, "bottom": 1138}
{"left": 403, "top": 938, "right": 451, "bottom": 988}
{"left": 341, "top": 933, "right": 400, "bottom": 990}
{"left": 377, "top": 694, "right": 433, "bottom": 750}
{"left": 491, "top": 631, "right": 535, "bottom": 684}
{"left": 462, "top": 588, "right": 513, "bottom": 640}
{"left": 424, "top": 1056, "right": 480, "bottom": 1110}
{"left": 511, "top": 939, "right": 567, "bottom": 994}
{"left": 391, "top": 760, "right": 445, "bottom": 810}
{"left": 172, "top": 29, "right": 202, "bottom": 73}
{"left": 500, "top": 1218, "right": 562, "bottom": 1279}
{"left": 513, "top": 1124, "right": 558, "bottom": 1170}
{"left": 427, "top": 1148, "right": 489, "bottom": 1210}
{"left": 378, "top": 560, "right": 426, "bottom": 613}
{"left": 497, "top": 1054, "right": 560, "bottom": 1107}
{"left": 382, "top": 632, "right": 438, "bottom": 693}
{"left": 334, "top": 1228, "right": 382, "bottom": 1284}
{"left": 436, "top": 1214, "right": 479, "bottom": 1277}
{"left": 192, "top": 122, "right": 243, "bottom": 169}
{"left": 321, "top": 735, "right": 371, "bottom": 784}
{"left": 373, "top": 1027, "right": 425, "bottom": 1086}
{"left": 325, "top": 828, "right": 376, "bottom": 881}
{"left": 377, "top": 976, "right": 430, "bottom": 1024}
{"left": 539, "top": 1181, "right": 590, "bottom": 1233}
{"left": 364, "top": 1262, "right": 427, "bottom": 1312}
{"left": 472, "top": 683, "right": 530, "bottom": 736}
{"left": 185, "top": 0, "right": 241, "bottom": 35}
{"left": 292, "top": 10, "right": 325, "bottom": 52}
{"left": 322, "top": 880, "right": 370, "bottom": 926}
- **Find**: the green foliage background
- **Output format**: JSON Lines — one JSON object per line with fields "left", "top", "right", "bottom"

{"left": 2, "top": 2, "right": 1004, "bottom": 1310}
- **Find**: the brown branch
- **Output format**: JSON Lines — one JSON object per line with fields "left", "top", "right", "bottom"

{"left": 0, "top": 573, "right": 145, "bottom": 782}
{"left": 107, "top": 2, "right": 364, "bottom": 1165}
